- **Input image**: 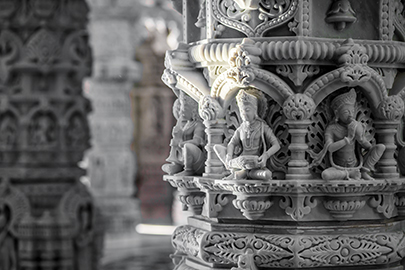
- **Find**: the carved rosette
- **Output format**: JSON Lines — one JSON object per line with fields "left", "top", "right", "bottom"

{"left": 283, "top": 94, "right": 315, "bottom": 121}
{"left": 323, "top": 196, "right": 368, "bottom": 220}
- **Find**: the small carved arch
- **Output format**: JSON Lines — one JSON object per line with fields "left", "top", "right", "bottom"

{"left": 63, "top": 107, "right": 89, "bottom": 149}
{"left": 212, "top": 67, "right": 294, "bottom": 108}
{"left": 27, "top": 110, "right": 59, "bottom": 148}
{"left": 303, "top": 67, "right": 387, "bottom": 114}
{"left": 308, "top": 88, "right": 376, "bottom": 176}
{"left": 58, "top": 183, "right": 95, "bottom": 238}
{"left": 0, "top": 181, "right": 31, "bottom": 236}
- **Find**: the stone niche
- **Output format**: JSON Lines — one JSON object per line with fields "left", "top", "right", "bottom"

{"left": 162, "top": 1, "right": 405, "bottom": 270}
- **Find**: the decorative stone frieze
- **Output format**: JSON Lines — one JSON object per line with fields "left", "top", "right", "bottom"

{"left": 164, "top": 1, "right": 405, "bottom": 270}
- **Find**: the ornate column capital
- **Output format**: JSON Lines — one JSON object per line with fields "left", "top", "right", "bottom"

{"left": 199, "top": 96, "right": 224, "bottom": 121}
{"left": 283, "top": 94, "right": 315, "bottom": 121}
{"left": 377, "top": 95, "right": 405, "bottom": 121}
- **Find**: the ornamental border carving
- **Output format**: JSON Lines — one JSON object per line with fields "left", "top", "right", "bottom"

{"left": 173, "top": 225, "right": 405, "bottom": 268}
{"left": 189, "top": 38, "right": 405, "bottom": 66}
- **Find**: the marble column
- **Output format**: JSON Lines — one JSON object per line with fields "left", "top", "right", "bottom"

{"left": 84, "top": 0, "right": 142, "bottom": 234}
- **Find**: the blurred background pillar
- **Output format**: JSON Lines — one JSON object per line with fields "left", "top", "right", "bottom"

{"left": 84, "top": 0, "right": 142, "bottom": 234}
{"left": 0, "top": 0, "right": 103, "bottom": 269}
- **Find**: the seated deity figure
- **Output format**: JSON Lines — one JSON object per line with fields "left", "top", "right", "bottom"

{"left": 162, "top": 91, "right": 206, "bottom": 176}
{"left": 214, "top": 89, "right": 280, "bottom": 180}
{"left": 318, "top": 89, "right": 385, "bottom": 180}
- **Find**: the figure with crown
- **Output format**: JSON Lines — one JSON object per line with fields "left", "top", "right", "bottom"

{"left": 315, "top": 89, "right": 386, "bottom": 181}
{"left": 214, "top": 89, "right": 280, "bottom": 180}
{"left": 162, "top": 91, "right": 206, "bottom": 176}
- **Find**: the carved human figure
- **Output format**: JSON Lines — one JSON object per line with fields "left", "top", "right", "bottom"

{"left": 215, "top": 89, "right": 280, "bottom": 180}
{"left": 68, "top": 115, "right": 86, "bottom": 147}
{"left": 162, "top": 91, "right": 206, "bottom": 176}
{"left": 0, "top": 115, "right": 16, "bottom": 148}
{"left": 318, "top": 89, "right": 385, "bottom": 180}
{"left": 0, "top": 203, "right": 16, "bottom": 270}
{"left": 30, "top": 114, "right": 56, "bottom": 146}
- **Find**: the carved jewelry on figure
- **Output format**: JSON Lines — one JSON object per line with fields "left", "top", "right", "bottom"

{"left": 312, "top": 89, "right": 385, "bottom": 181}
{"left": 214, "top": 89, "right": 280, "bottom": 180}
{"left": 162, "top": 91, "right": 206, "bottom": 177}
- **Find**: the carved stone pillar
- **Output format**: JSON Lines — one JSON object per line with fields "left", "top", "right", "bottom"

{"left": 84, "top": 0, "right": 141, "bottom": 233}
{"left": 199, "top": 96, "right": 226, "bottom": 178}
{"left": 0, "top": 0, "right": 102, "bottom": 269}
{"left": 375, "top": 96, "right": 405, "bottom": 178}
{"left": 164, "top": 1, "right": 405, "bottom": 270}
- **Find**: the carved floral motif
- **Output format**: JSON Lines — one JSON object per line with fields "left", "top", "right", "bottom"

{"left": 282, "top": 94, "right": 315, "bottom": 121}
{"left": 323, "top": 196, "right": 367, "bottom": 220}
{"left": 172, "top": 225, "right": 405, "bottom": 268}
{"left": 279, "top": 195, "right": 317, "bottom": 220}
{"left": 212, "top": 0, "right": 299, "bottom": 37}
{"left": 377, "top": 95, "right": 405, "bottom": 121}
{"left": 233, "top": 196, "right": 273, "bottom": 220}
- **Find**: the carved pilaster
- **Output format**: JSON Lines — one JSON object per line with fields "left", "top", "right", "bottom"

{"left": 283, "top": 94, "right": 315, "bottom": 180}
{"left": 375, "top": 96, "right": 405, "bottom": 178}
{"left": 199, "top": 96, "right": 226, "bottom": 177}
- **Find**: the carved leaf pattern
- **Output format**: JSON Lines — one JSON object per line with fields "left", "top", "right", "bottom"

{"left": 204, "top": 235, "right": 293, "bottom": 265}
{"left": 299, "top": 236, "right": 393, "bottom": 267}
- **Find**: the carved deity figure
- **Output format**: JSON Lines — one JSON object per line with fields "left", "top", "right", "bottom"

{"left": 162, "top": 91, "right": 206, "bottom": 176}
{"left": 0, "top": 203, "right": 16, "bottom": 270}
{"left": 317, "top": 89, "right": 385, "bottom": 180}
{"left": 215, "top": 89, "right": 280, "bottom": 180}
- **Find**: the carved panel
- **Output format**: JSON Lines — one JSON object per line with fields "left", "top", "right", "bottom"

{"left": 211, "top": 0, "right": 299, "bottom": 37}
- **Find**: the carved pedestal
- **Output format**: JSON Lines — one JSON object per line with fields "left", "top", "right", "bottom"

{"left": 0, "top": 1, "right": 102, "bottom": 269}
{"left": 163, "top": 1, "right": 405, "bottom": 270}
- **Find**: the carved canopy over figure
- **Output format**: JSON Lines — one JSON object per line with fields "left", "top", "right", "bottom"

{"left": 313, "top": 89, "right": 386, "bottom": 181}
{"left": 215, "top": 89, "right": 280, "bottom": 180}
{"left": 162, "top": 91, "right": 206, "bottom": 176}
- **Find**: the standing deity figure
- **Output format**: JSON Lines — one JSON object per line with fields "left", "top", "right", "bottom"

{"left": 162, "top": 91, "right": 206, "bottom": 176}
{"left": 317, "top": 89, "right": 385, "bottom": 180}
{"left": 215, "top": 89, "right": 280, "bottom": 180}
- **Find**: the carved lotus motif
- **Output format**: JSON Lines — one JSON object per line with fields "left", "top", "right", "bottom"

{"left": 233, "top": 196, "right": 273, "bottom": 220}
{"left": 180, "top": 193, "right": 205, "bottom": 215}
{"left": 323, "top": 196, "right": 367, "bottom": 220}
